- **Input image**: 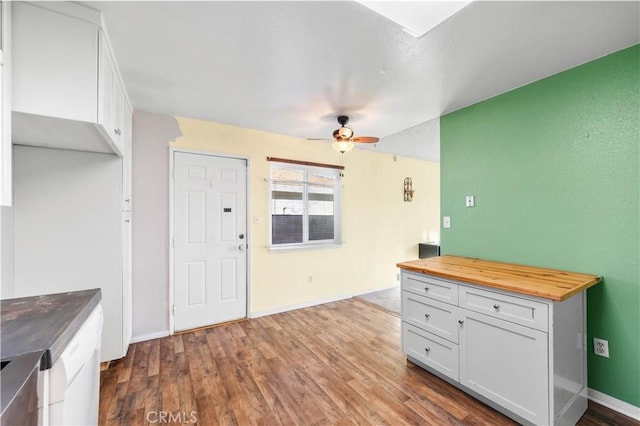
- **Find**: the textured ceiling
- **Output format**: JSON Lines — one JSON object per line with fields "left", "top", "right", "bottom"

{"left": 83, "top": 1, "right": 639, "bottom": 160}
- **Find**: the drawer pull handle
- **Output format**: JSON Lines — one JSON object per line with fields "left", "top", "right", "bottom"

{"left": 493, "top": 304, "right": 500, "bottom": 310}
{"left": 424, "top": 287, "right": 429, "bottom": 292}
{"left": 424, "top": 313, "right": 430, "bottom": 319}
{"left": 458, "top": 320, "right": 464, "bottom": 325}
{"left": 425, "top": 347, "right": 431, "bottom": 353}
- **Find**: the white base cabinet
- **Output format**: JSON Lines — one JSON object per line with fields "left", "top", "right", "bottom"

{"left": 459, "top": 310, "right": 549, "bottom": 423}
{"left": 401, "top": 270, "right": 588, "bottom": 426}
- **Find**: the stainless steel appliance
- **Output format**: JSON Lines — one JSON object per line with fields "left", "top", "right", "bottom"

{"left": 0, "top": 351, "right": 43, "bottom": 426}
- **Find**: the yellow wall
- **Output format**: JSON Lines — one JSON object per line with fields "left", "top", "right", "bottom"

{"left": 171, "top": 116, "right": 440, "bottom": 315}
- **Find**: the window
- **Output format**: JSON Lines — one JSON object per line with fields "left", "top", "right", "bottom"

{"left": 269, "top": 160, "right": 342, "bottom": 249}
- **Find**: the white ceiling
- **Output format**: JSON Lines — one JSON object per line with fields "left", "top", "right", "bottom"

{"left": 83, "top": 1, "right": 639, "bottom": 160}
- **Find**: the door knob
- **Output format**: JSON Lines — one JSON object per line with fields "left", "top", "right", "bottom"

{"left": 239, "top": 233, "right": 245, "bottom": 240}
{"left": 238, "top": 244, "right": 245, "bottom": 252}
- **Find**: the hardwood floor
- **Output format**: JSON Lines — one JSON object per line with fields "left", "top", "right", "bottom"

{"left": 100, "top": 298, "right": 637, "bottom": 426}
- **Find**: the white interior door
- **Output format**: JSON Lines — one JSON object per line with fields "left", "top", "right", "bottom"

{"left": 173, "top": 151, "right": 247, "bottom": 331}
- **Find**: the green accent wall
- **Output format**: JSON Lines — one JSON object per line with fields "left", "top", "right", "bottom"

{"left": 440, "top": 44, "right": 639, "bottom": 407}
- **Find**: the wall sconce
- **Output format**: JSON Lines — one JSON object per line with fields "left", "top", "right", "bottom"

{"left": 404, "top": 177, "right": 414, "bottom": 202}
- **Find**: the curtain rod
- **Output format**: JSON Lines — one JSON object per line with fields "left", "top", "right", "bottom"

{"left": 267, "top": 157, "right": 345, "bottom": 170}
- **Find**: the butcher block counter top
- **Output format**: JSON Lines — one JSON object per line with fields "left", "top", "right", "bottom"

{"left": 0, "top": 289, "right": 101, "bottom": 369}
{"left": 397, "top": 255, "right": 601, "bottom": 301}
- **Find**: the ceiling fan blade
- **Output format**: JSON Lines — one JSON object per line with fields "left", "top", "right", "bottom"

{"left": 352, "top": 136, "right": 379, "bottom": 144}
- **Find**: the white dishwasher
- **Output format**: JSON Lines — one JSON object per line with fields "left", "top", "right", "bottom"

{"left": 45, "top": 304, "right": 103, "bottom": 426}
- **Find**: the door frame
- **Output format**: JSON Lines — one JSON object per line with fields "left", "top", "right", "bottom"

{"left": 168, "top": 147, "right": 251, "bottom": 334}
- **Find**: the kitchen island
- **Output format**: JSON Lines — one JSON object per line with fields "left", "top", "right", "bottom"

{"left": 397, "top": 255, "right": 601, "bottom": 426}
{"left": 1, "top": 289, "right": 103, "bottom": 425}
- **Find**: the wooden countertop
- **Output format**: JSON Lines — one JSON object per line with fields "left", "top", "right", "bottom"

{"left": 397, "top": 256, "right": 601, "bottom": 301}
{"left": 0, "top": 289, "right": 101, "bottom": 369}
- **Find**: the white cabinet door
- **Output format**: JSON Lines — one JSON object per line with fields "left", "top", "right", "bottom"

{"left": 121, "top": 210, "right": 132, "bottom": 353}
{"left": 98, "top": 29, "right": 115, "bottom": 144}
{"left": 121, "top": 102, "right": 132, "bottom": 211}
{"left": 97, "top": 30, "right": 126, "bottom": 155}
{"left": 459, "top": 310, "right": 549, "bottom": 425}
{"left": 112, "top": 77, "right": 125, "bottom": 149}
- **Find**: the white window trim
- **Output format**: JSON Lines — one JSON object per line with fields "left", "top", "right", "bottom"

{"left": 268, "top": 161, "right": 343, "bottom": 252}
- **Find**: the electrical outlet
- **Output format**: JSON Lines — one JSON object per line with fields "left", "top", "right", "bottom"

{"left": 465, "top": 195, "right": 475, "bottom": 207}
{"left": 593, "top": 338, "right": 609, "bottom": 358}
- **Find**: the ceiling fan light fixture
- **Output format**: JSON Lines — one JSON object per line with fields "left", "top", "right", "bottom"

{"left": 333, "top": 140, "right": 354, "bottom": 154}
{"left": 338, "top": 126, "right": 354, "bottom": 139}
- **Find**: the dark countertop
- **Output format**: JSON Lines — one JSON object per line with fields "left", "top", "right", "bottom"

{"left": 1, "top": 289, "right": 101, "bottom": 369}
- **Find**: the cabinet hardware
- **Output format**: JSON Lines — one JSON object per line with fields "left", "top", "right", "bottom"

{"left": 424, "top": 313, "right": 430, "bottom": 319}
{"left": 124, "top": 199, "right": 130, "bottom": 202}
{"left": 114, "top": 128, "right": 122, "bottom": 136}
{"left": 425, "top": 347, "right": 430, "bottom": 353}
{"left": 424, "top": 286, "right": 429, "bottom": 292}
{"left": 493, "top": 304, "right": 500, "bottom": 310}
{"left": 458, "top": 319, "right": 464, "bottom": 325}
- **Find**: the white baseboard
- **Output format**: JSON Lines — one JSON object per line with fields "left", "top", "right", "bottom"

{"left": 130, "top": 292, "right": 386, "bottom": 341}
{"left": 353, "top": 283, "right": 399, "bottom": 297}
{"left": 588, "top": 388, "right": 640, "bottom": 420}
{"left": 130, "top": 330, "right": 170, "bottom": 344}
{"left": 250, "top": 293, "right": 353, "bottom": 318}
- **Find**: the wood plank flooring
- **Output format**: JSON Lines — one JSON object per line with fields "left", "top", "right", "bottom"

{"left": 100, "top": 298, "right": 638, "bottom": 426}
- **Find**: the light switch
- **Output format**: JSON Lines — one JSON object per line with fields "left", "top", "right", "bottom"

{"left": 443, "top": 216, "right": 451, "bottom": 229}
{"left": 465, "top": 195, "right": 475, "bottom": 207}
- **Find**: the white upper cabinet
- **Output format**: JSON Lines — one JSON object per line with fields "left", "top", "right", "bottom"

{"left": 11, "top": 2, "right": 130, "bottom": 156}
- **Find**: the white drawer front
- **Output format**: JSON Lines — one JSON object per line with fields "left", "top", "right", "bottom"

{"left": 403, "top": 323, "right": 459, "bottom": 381}
{"left": 402, "top": 272, "right": 458, "bottom": 305}
{"left": 402, "top": 291, "right": 459, "bottom": 343}
{"left": 459, "top": 286, "right": 549, "bottom": 332}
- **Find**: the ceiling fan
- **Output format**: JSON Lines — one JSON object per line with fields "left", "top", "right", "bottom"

{"left": 311, "top": 115, "right": 380, "bottom": 154}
